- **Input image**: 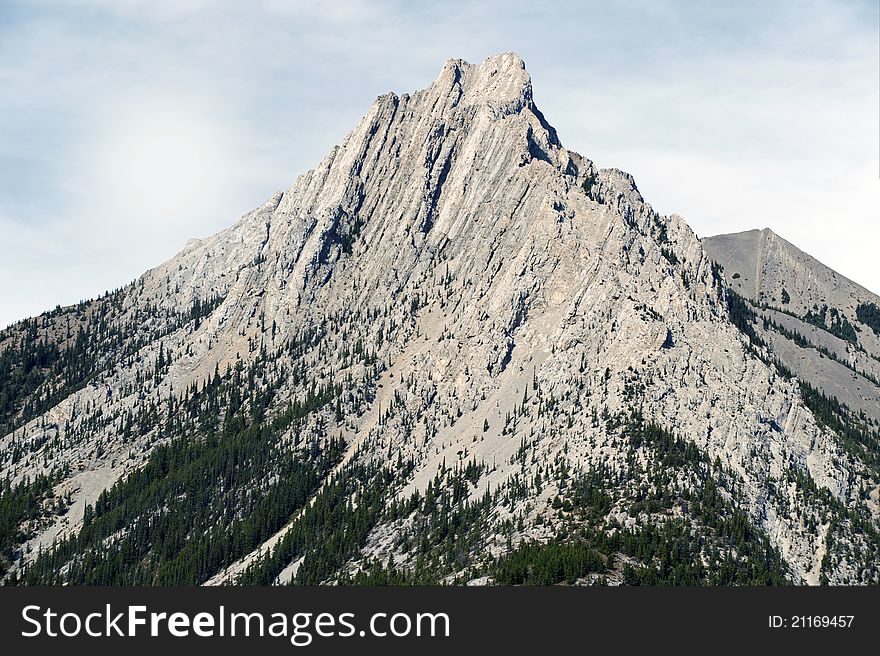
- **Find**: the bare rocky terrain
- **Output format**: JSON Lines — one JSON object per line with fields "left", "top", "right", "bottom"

{"left": 704, "top": 229, "right": 880, "bottom": 423}
{"left": 1, "top": 54, "right": 877, "bottom": 586}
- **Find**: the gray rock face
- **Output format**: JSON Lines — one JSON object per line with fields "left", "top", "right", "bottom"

{"left": 703, "top": 229, "right": 880, "bottom": 422}
{"left": 704, "top": 229, "right": 880, "bottom": 356}
{"left": 2, "top": 54, "right": 878, "bottom": 585}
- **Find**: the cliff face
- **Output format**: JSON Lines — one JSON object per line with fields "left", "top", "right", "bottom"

{"left": 2, "top": 54, "right": 877, "bottom": 585}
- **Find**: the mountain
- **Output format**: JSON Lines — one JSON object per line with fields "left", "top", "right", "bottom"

{"left": 703, "top": 229, "right": 880, "bottom": 418}
{"left": 1, "top": 54, "right": 877, "bottom": 586}
{"left": 703, "top": 228, "right": 880, "bottom": 471}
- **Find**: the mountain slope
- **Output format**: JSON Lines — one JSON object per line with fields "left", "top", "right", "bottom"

{"left": 703, "top": 227, "right": 880, "bottom": 490}
{"left": 704, "top": 228, "right": 880, "bottom": 361}
{"left": 704, "top": 229, "right": 879, "bottom": 413}
{"left": 2, "top": 54, "right": 877, "bottom": 585}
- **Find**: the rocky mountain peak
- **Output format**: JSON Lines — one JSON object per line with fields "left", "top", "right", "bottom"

{"left": 1, "top": 53, "right": 877, "bottom": 587}
{"left": 433, "top": 52, "right": 533, "bottom": 115}
{"left": 704, "top": 227, "right": 880, "bottom": 425}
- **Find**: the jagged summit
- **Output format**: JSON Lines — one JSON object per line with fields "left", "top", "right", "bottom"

{"left": 432, "top": 53, "right": 533, "bottom": 113}
{"left": 1, "top": 54, "right": 877, "bottom": 587}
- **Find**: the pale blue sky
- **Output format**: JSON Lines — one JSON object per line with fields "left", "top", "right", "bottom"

{"left": 1, "top": 0, "right": 878, "bottom": 327}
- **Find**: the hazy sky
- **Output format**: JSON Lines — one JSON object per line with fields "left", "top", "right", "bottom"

{"left": 1, "top": 0, "right": 878, "bottom": 328}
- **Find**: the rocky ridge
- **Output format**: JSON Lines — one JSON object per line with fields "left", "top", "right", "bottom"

{"left": 1, "top": 54, "right": 877, "bottom": 585}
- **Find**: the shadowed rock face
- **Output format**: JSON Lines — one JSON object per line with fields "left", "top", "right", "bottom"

{"left": 2, "top": 54, "right": 878, "bottom": 586}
